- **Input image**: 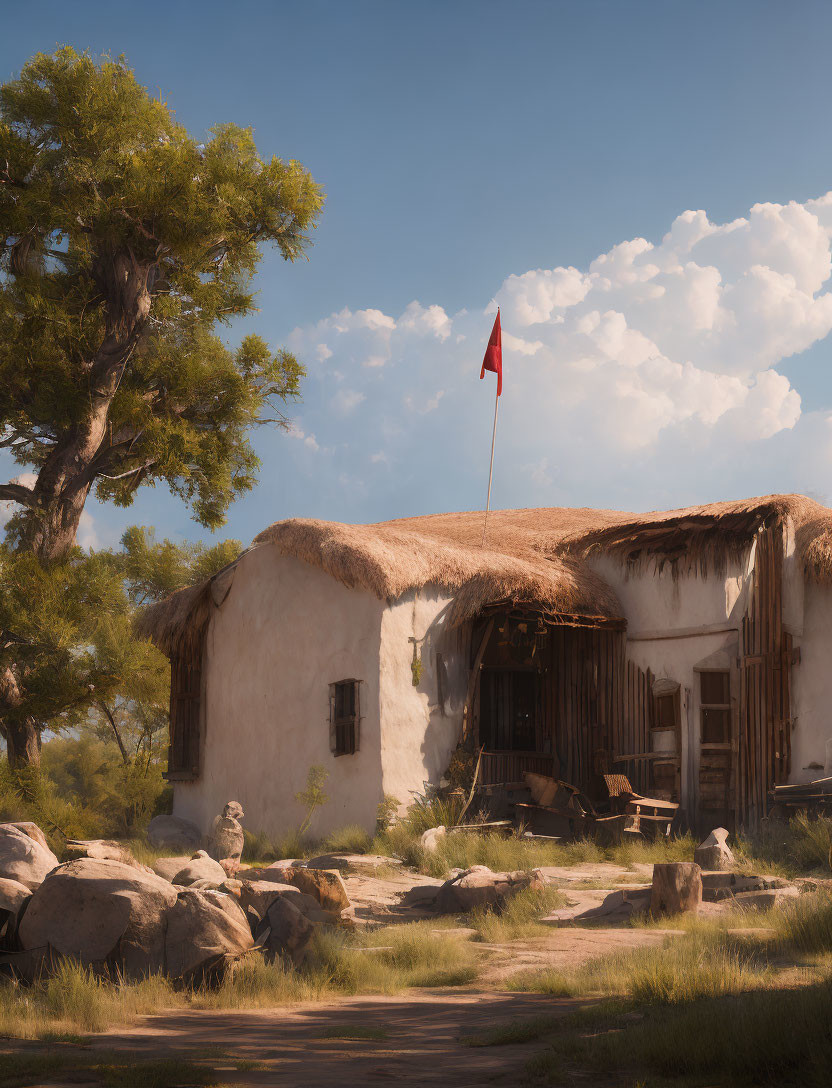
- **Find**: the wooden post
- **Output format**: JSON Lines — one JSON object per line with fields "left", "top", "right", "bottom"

{"left": 481, "top": 389, "right": 499, "bottom": 548}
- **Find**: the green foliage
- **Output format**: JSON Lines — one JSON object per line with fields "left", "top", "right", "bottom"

{"left": 375, "top": 794, "right": 400, "bottom": 835}
{"left": 469, "top": 884, "right": 567, "bottom": 942}
{"left": 320, "top": 824, "right": 373, "bottom": 855}
{"left": 115, "top": 526, "right": 243, "bottom": 607}
{"left": 295, "top": 765, "right": 329, "bottom": 837}
{"left": 0, "top": 47, "right": 323, "bottom": 538}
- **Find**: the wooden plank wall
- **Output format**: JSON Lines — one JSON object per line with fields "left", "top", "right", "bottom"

{"left": 541, "top": 626, "right": 626, "bottom": 795}
{"left": 613, "top": 660, "right": 655, "bottom": 795}
{"left": 737, "top": 525, "right": 793, "bottom": 827}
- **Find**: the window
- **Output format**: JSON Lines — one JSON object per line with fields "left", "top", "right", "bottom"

{"left": 699, "top": 670, "right": 731, "bottom": 744}
{"left": 330, "top": 680, "right": 360, "bottom": 756}
{"left": 166, "top": 647, "right": 202, "bottom": 780}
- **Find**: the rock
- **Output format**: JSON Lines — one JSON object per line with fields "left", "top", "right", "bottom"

{"left": 246, "top": 864, "right": 350, "bottom": 915}
{"left": 5, "top": 822, "right": 51, "bottom": 852}
{"left": 256, "top": 895, "right": 316, "bottom": 964}
{"left": 207, "top": 802, "right": 245, "bottom": 866}
{"left": 730, "top": 887, "right": 801, "bottom": 910}
{"left": 152, "top": 856, "right": 192, "bottom": 882}
{"left": 651, "top": 862, "right": 703, "bottom": 916}
{"left": 164, "top": 887, "right": 253, "bottom": 981}
{"left": 701, "top": 872, "right": 789, "bottom": 901}
{"left": 64, "top": 840, "right": 151, "bottom": 873}
{"left": 219, "top": 858, "right": 240, "bottom": 878}
{"left": 0, "top": 876, "right": 31, "bottom": 941}
{"left": 18, "top": 858, "right": 178, "bottom": 976}
{"left": 238, "top": 879, "right": 333, "bottom": 926}
{"left": 0, "top": 824, "right": 59, "bottom": 890}
{"left": 420, "top": 826, "right": 447, "bottom": 853}
{"left": 171, "top": 850, "right": 227, "bottom": 887}
{"left": 147, "top": 814, "right": 202, "bottom": 851}
{"left": 435, "top": 866, "right": 545, "bottom": 914}
{"left": 399, "top": 884, "right": 440, "bottom": 909}
{"left": 694, "top": 828, "right": 734, "bottom": 871}
{"left": 573, "top": 887, "right": 652, "bottom": 923}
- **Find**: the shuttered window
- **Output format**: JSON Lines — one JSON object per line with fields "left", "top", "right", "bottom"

{"left": 330, "top": 680, "right": 360, "bottom": 756}
{"left": 700, "top": 670, "right": 731, "bottom": 743}
{"left": 166, "top": 649, "right": 202, "bottom": 780}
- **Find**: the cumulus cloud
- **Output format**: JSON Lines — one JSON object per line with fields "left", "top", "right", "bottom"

{"left": 280, "top": 191, "right": 832, "bottom": 514}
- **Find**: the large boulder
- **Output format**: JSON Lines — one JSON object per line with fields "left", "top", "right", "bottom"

{"left": 0, "top": 824, "right": 59, "bottom": 890}
{"left": 147, "top": 815, "right": 202, "bottom": 852}
{"left": 152, "top": 856, "right": 192, "bottom": 882}
{"left": 0, "top": 876, "right": 31, "bottom": 944}
{"left": 246, "top": 864, "right": 350, "bottom": 915}
{"left": 239, "top": 879, "right": 334, "bottom": 926}
{"left": 5, "top": 822, "right": 51, "bottom": 852}
{"left": 435, "top": 865, "right": 545, "bottom": 914}
{"left": 164, "top": 888, "right": 253, "bottom": 981}
{"left": 18, "top": 858, "right": 178, "bottom": 976}
{"left": 651, "top": 862, "right": 703, "bottom": 916}
{"left": 256, "top": 895, "right": 315, "bottom": 964}
{"left": 171, "top": 850, "right": 227, "bottom": 888}
{"left": 64, "top": 840, "right": 152, "bottom": 873}
{"left": 694, "top": 828, "right": 735, "bottom": 872}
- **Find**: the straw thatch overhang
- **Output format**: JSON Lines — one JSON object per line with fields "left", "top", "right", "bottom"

{"left": 137, "top": 493, "right": 832, "bottom": 657}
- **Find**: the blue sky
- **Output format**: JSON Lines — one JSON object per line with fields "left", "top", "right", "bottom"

{"left": 5, "top": 1, "right": 832, "bottom": 550}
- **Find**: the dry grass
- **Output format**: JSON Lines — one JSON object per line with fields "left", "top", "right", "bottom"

{"left": 469, "top": 885, "right": 566, "bottom": 943}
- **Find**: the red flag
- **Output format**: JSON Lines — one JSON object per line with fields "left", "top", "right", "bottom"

{"left": 480, "top": 309, "right": 502, "bottom": 396}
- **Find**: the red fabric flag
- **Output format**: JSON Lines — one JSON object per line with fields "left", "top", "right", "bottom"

{"left": 480, "top": 309, "right": 502, "bottom": 396}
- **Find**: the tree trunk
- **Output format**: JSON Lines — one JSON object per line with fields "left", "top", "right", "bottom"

{"left": 4, "top": 717, "right": 41, "bottom": 769}
{"left": 1, "top": 248, "right": 158, "bottom": 766}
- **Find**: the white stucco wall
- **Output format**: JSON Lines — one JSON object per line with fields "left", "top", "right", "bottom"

{"left": 378, "top": 589, "right": 469, "bottom": 810}
{"left": 172, "top": 545, "right": 386, "bottom": 839}
{"left": 790, "top": 582, "right": 832, "bottom": 782}
{"left": 588, "top": 554, "right": 750, "bottom": 815}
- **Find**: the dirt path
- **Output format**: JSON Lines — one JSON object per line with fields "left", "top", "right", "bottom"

{"left": 83, "top": 990, "right": 576, "bottom": 1086}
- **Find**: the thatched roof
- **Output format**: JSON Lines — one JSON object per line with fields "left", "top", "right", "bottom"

{"left": 139, "top": 493, "right": 832, "bottom": 655}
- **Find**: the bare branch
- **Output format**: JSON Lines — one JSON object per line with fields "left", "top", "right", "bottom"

{"left": 97, "top": 460, "right": 157, "bottom": 482}
{"left": 0, "top": 482, "right": 36, "bottom": 507}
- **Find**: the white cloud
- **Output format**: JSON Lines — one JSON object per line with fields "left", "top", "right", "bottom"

{"left": 284, "top": 189, "right": 832, "bottom": 512}
{"left": 287, "top": 423, "right": 321, "bottom": 451}
{"left": 331, "top": 388, "right": 366, "bottom": 416}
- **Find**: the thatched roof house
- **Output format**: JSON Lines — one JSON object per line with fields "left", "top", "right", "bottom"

{"left": 141, "top": 494, "right": 832, "bottom": 837}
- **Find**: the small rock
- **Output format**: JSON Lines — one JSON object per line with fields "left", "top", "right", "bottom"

{"left": 435, "top": 866, "right": 544, "bottom": 914}
{"left": 651, "top": 862, "right": 703, "bottom": 916}
{"left": 246, "top": 864, "right": 350, "bottom": 915}
{"left": 207, "top": 802, "right": 245, "bottom": 866}
{"left": 420, "top": 826, "right": 447, "bottom": 854}
{"left": 694, "top": 828, "right": 734, "bottom": 871}
{"left": 172, "top": 850, "right": 228, "bottom": 887}
{"left": 64, "top": 839, "right": 152, "bottom": 873}
{"left": 731, "top": 887, "right": 801, "bottom": 910}
{"left": 147, "top": 814, "right": 202, "bottom": 851}
{"left": 0, "top": 824, "right": 59, "bottom": 890}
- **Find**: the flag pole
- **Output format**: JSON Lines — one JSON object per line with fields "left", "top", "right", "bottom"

{"left": 481, "top": 387, "right": 499, "bottom": 548}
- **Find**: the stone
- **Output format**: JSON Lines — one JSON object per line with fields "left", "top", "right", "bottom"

{"left": 573, "top": 887, "right": 652, "bottom": 923}
{"left": 730, "top": 887, "right": 801, "bottom": 910}
{"left": 219, "top": 858, "right": 240, "bottom": 878}
{"left": 6, "top": 822, "right": 51, "bottom": 852}
{"left": 0, "top": 876, "right": 31, "bottom": 936}
{"left": 435, "top": 866, "right": 545, "bottom": 914}
{"left": 246, "top": 864, "right": 350, "bottom": 915}
{"left": 701, "top": 872, "right": 789, "bottom": 902}
{"left": 256, "top": 895, "right": 315, "bottom": 965}
{"left": 152, "top": 856, "right": 192, "bottom": 882}
{"left": 650, "top": 862, "right": 703, "bottom": 916}
{"left": 171, "top": 850, "right": 227, "bottom": 887}
{"left": 0, "top": 823, "right": 59, "bottom": 890}
{"left": 694, "top": 828, "right": 734, "bottom": 871}
{"left": 238, "top": 879, "right": 334, "bottom": 926}
{"left": 420, "top": 826, "right": 447, "bottom": 854}
{"left": 147, "top": 814, "right": 202, "bottom": 851}
{"left": 164, "top": 887, "right": 253, "bottom": 981}
{"left": 64, "top": 840, "right": 152, "bottom": 873}
{"left": 207, "top": 802, "right": 245, "bottom": 866}
{"left": 399, "top": 884, "right": 440, "bottom": 909}
{"left": 18, "top": 858, "right": 178, "bottom": 976}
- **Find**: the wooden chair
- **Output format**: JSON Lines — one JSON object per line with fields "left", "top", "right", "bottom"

{"left": 595, "top": 773, "right": 679, "bottom": 839}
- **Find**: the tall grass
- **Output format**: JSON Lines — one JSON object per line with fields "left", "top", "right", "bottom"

{"left": 737, "top": 812, "right": 832, "bottom": 876}
{"left": 525, "top": 980, "right": 832, "bottom": 1087}
{"left": 372, "top": 826, "right": 697, "bottom": 879}
{"left": 469, "top": 885, "right": 566, "bottom": 943}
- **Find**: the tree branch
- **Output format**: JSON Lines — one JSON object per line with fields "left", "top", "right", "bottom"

{"left": 0, "top": 482, "right": 36, "bottom": 507}
{"left": 97, "top": 460, "right": 157, "bottom": 482}
{"left": 98, "top": 700, "right": 130, "bottom": 765}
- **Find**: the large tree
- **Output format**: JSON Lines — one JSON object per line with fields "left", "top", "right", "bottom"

{"left": 0, "top": 48, "right": 323, "bottom": 764}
